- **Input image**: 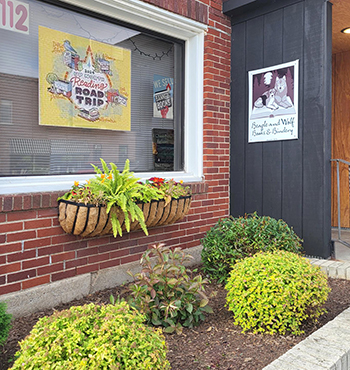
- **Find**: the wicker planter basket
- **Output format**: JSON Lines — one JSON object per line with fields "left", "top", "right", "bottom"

{"left": 58, "top": 196, "right": 192, "bottom": 237}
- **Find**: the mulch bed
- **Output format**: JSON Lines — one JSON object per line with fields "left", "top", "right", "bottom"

{"left": 1, "top": 276, "right": 350, "bottom": 369}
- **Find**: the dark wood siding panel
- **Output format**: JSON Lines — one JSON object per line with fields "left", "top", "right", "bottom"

{"left": 245, "top": 17, "right": 264, "bottom": 214}
{"left": 228, "top": 0, "right": 332, "bottom": 258}
{"left": 302, "top": 0, "right": 331, "bottom": 257}
{"left": 281, "top": 2, "right": 304, "bottom": 238}
{"left": 230, "top": 22, "right": 247, "bottom": 217}
{"left": 262, "top": 10, "right": 283, "bottom": 219}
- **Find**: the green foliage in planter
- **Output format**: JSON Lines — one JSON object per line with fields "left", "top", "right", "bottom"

{"left": 11, "top": 301, "right": 169, "bottom": 370}
{"left": 201, "top": 213, "right": 303, "bottom": 283}
{"left": 225, "top": 251, "right": 330, "bottom": 335}
{"left": 128, "top": 243, "right": 212, "bottom": 334}
{"left": 58, "top": 159, "right": 163, "bottom": 237}
{"left": 0, "top": 302, "right": 12, "bottom": 346}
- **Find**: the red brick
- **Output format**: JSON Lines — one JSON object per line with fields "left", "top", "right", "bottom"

{"left": 77, "top": 247, "right": 99, "bottom": 258}
{"left": 52, "top": 234, "right": 76, "bottom": 245}
{"left": 120, "top": 254, "right": 142, "bottom": 265}
{"left": 7, "top": 230, "right": 36, "bottom": 243}
{"left": 3, "top": 197, "right": 13, "bottom": 212}
{"left": 0, "top": 255, "right": 5, "bottom": 265}
{"left": 0, "top": 214, "right": 6, "bottom": 223}
{"left": 37, "top": 226, "right": 64, "bottom": 238}
{"left": 129, "top": 245, "right": 147, "bottom": 254}
{"left": 38, "top": 209, "right": 57, "bottom": 218}
{"left": 37, "top": 262, "right": 63, "bottom": 276}
{"left": 87, "top": 236, "right": 111, "bottom": 247}
{"left": 63, "top": 240, "right": 88, "bottom": 251}
{"left": 7, "top": 250, "right": 36, "bottom": 263}
{"left": 0, "top": 243, "right": 21, "bottom": 255}
{"left": 22, "top": 256, "right": 50, "bottom": 270}
{"left": 23, "top": 195, "right": 32, "bottom": 210}
{"left": 8, "top": 269, "right": 36, "bottom": 283}
{"left": 41, "top": 194, "right": 51, "bottom": 208}
{"left": 13, "top": 196, "right": 23, "bottom": 211}
{"left": 7, "top": 210, "right": 36, "bottom": 222}
{"left": 76, "top": 263, "right": 99, "bottom": 275}
{"left": 1, "top": 262, "right": 21, "bottom": 274}
{"left": 66, "top": 258, "right": 87, "bottom": 269}
{"left": 0, "top": 222, "right": 23, "bottom": 233}
{"left": 32, "top": 194, "right": 41, "bottom": 208}
{"left": 51, "top": 269, "right": 76, "bottom": 282}
{"left": 99, "top": 258, "right": 120, "bottom": 270}
{"left": 0, "top": 282, "right": 21, "bottom": 295}
{"left": 22, "top": 275, "right": 50, "bottom": 290}
{"left": 110, "top": 249, "right": 130, "bottom": 259}
{"left": 25, "top": 219, "right": 52, "bottom": 230}
{"left": 37, "top": 245, "right": 64, "bottom": 256}
{"left": 24, "top": 237, "right": 51, "bottom": 250}
{"left": 51, "top": 251, "right": 75, "bottom": 263}
{"left": 88, "top": 252, "right": 110, "bottom": 264}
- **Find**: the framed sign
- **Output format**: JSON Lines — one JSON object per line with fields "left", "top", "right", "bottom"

{"left": 248, "top": 60, "right": 299, "bottom": 143}
{"left": 153, "top": 75, "right": 173, "bottom": 119}
{"left": 39, "top": 26, "right": 131, "bottom": 131}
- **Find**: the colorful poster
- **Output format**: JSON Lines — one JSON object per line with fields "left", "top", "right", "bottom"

{"left": 153, "top": 75, "right": 173, "bottom": 119}
{"left": 248, "top": 60, "right": 299, "bottom": 143}
{"left": 39, "top": 26, "right": 131, "bottom": 131}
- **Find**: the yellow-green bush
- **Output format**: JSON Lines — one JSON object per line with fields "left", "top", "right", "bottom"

{"left": 225, "top": 251, "right": 330, "bottom": 335}
{"left": 11, "top": 301, "right": 170, "bottom": 370}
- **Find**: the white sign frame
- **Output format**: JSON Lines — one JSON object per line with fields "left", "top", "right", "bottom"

{"left": 248, "top": 60, "right": 299, "bottom": 143}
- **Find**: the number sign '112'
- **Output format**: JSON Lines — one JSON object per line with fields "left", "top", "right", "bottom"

{"left": 0, "top": 0, "right": 29, "bottom": 34}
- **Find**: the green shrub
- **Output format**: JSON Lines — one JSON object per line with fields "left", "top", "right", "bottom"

{"left": 225, "top": 251, "right": 330, "bottom": 335}
{"left": 11, "top": 301, "right": 169, "bottom": 369}
{"left": 0, "top": 301, "right": 12, "bottom": 346}
{"left": 201, "top": 213, "right": 303, "bottom": 283}
{"left": 128, "top": 243, "right": 212, "bottom": 334}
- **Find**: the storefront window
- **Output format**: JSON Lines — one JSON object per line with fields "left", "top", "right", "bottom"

{"left": 0, "top": 0, "right": 184, "bottom": 176}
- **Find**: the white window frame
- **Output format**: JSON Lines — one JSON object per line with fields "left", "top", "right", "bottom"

{"left": 0, "top": 0, "right": 206, "bottom": 195}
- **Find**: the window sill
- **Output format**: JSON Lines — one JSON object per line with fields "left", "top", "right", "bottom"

{"left": 0, "top": 172, "right": 203, "bottom": 196}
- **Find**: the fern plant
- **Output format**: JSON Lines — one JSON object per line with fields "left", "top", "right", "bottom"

{"left": 58, "top": 159, "right": 162, "bottom": 237}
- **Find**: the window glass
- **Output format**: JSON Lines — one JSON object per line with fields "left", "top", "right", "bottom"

{"left": 0, "top": 0, "right": 183, "bottom": 176}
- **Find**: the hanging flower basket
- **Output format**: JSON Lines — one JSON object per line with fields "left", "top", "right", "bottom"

{"left": 58, "top": 195, "right": 192, "bottom": 238}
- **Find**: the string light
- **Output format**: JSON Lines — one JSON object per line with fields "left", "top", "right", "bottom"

{"left": 129, "top": 39, "right": 173, "bottom": 60}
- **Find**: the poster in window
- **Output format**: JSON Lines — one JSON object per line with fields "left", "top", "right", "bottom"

{"left": 153, "top": 75, "right": 173, "bottom": 119}
{"left": 39, "top": 26, "right": 131, "bottom": 131}
{"left": 248, "top": 60, "right": 299, "bottom": 143}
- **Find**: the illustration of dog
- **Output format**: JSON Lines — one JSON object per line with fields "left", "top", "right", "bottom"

{"left": 254, "top": 89, "right": 279, "bottom": 110}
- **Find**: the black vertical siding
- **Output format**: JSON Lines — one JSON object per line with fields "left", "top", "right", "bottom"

{"left": 281, "top": 2, "right": 304, "bottom": 240}
{"left": 229, "top": 0, "right": 332, "bottom": 257}
{"left": 244, "top": 17, "right": 264, "bottom": 214}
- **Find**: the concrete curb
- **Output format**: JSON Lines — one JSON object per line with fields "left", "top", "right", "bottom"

{"left": 263, "top": 258, "right": 350, "bottom": 370}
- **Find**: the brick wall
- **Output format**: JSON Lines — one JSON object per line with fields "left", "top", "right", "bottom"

{"left": 0, "top": 0, "right": 231, "bottom": 296}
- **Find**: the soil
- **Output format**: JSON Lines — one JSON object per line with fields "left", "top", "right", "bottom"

{"left": 1, "top": 276, "right": 350, "bottom": 370}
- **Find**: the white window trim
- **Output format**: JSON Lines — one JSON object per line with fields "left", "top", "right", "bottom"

{"left": 0, "top": 0, "right": 206, "bottom": 195}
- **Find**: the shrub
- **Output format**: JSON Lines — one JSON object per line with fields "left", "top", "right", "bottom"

{"left": 11, "top": 301, "right": 170, "bottom": 369}
{"left": 201, "top": 213, "right": 303, "bottom": 283}
{"left": 128, "top": 243, "right": 212, "bottom": 334}
{"left": 0, "top": 301, "right": 12, "bottom": 346}
{"left": 225, "top": 251, "right": 330, "bottom": 335}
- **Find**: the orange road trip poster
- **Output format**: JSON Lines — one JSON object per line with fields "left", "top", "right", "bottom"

{"left": 39, "top": 26, "right": 131, "bottom": 131}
